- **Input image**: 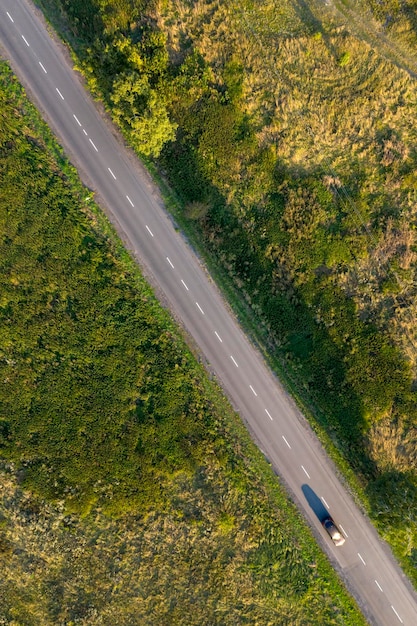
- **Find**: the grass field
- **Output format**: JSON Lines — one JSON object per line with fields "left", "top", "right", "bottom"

{"left": 332, "top": 0, "right": 417, "bottom": 72}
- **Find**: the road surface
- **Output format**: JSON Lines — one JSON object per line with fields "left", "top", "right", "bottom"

{"left": 1, "top": 1, "right": 417, "bottom": 623}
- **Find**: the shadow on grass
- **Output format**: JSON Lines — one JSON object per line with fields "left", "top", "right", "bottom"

{"left": 161, "top": 139, "right": 383, "bottom": 482}
{"left": 365, "top": 469, "right": 417, "bottom": 587}
{"left": 292, "top": 0, "right": 323, "bottom": 33}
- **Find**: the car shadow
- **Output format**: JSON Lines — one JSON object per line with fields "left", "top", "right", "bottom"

{"left": 301, "top": 484, "right": 328, "bottom": 522}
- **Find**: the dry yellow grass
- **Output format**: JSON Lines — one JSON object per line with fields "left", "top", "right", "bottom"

{"left": 367, "top": 418, "right": 417, "bottom": 472}
{"left": 0, "top": 463, "right": 364, "bottom": 625}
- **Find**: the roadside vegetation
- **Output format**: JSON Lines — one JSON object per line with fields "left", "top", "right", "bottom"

{"left": 32, "top": 0, "right": 417, "bottom": 587}
{"left": 0, "top": 61, "right": 365, "bottom": 624}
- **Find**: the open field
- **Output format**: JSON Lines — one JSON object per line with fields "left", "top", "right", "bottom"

{"left": 331, "top": 0, "right": 417, "bottom": 74}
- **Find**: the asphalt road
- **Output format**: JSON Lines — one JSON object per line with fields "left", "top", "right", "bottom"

{"left": 1, "top": 1, "right": 417, "bottom": 624}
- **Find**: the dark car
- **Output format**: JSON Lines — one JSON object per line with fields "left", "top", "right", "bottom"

{"left": 322, "top": 516, "right": 345, "bottom": 546}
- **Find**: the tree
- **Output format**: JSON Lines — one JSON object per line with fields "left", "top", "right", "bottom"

{"left": 111, "top": 71, "right": 176, "bottom": 157}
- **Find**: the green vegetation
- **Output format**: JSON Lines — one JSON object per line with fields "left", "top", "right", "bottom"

{"left": 0, "top": 465, "right": 364, "bottom": 625}
{"left": 336, "top": 0, "right": 417, "bottom": 63}
{"left": 0, "top": 60, "right": 208, "bottom": 517}
{"left": 0, "top": 61, "right": 364, "bottom": 623}
{"left": 33, "top": 0, "right": 417, "bottom": 586}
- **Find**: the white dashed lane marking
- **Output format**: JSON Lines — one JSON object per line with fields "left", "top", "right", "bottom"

{"left": 166, "top": 257, "right": 174, "bottom": 269}
{"left": 339, "top": 524, "right": 348, "bottom": 538}
{"left": 249, "top": 385, "right": 257, "bottom": 396}
{"left": 73, "top": 114, "right": 82, "bottom": 126}
{"left": 265, "top": 409, "right": 273, "bottom": 421}
{"left": 230, "top": 356, "right": 239, "bottom": 368}
{"left": 39, "top": 61, "right": 47, "bottom": 73}
{"left": 375, "top": 580, "right": 383, "bottom": 592}
{"left": 108, "top": 167, "right": 116, "bottom": 180}
{"left": 21, "top": 35, "right": 29, "bottom": 47}
{"left": 56, "top": 87, "right": 64, "bottom": 100}
{"left": 358, "top": 553, "right": 366, "bottom": 566}
{"left": 282, "top": 435, "right": 291, "bottom": 449}
{"left": 7, "top": 11, "right": 14, "bottom": 22}
{"left": 214, "top": 331, "right": 222, "bottom": 342}
{"left": 301, "top": 465, "right": 310, "bottom": 479}
{"left": 126, "top": 195, "right": 134, "bottom": 207}
{"left": 321, "top": 496, "right": 329, "bottom": 509}
{"left": 196, "top": 302, "right": 205, "bottom": 315}
{"left": 89, "top": 138, "right": 98, "bottom": 152}
{"left": 83, "top": 128, "right": 88, "bottom": 136}
{"left": 181, "top": 280, "right": 189, "bottom": 291}
{"left": 391, "top": 606, "right": 403, "bottom": 623}
{"left": 145, "top": 225, "right": 154, "bottom": 237}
